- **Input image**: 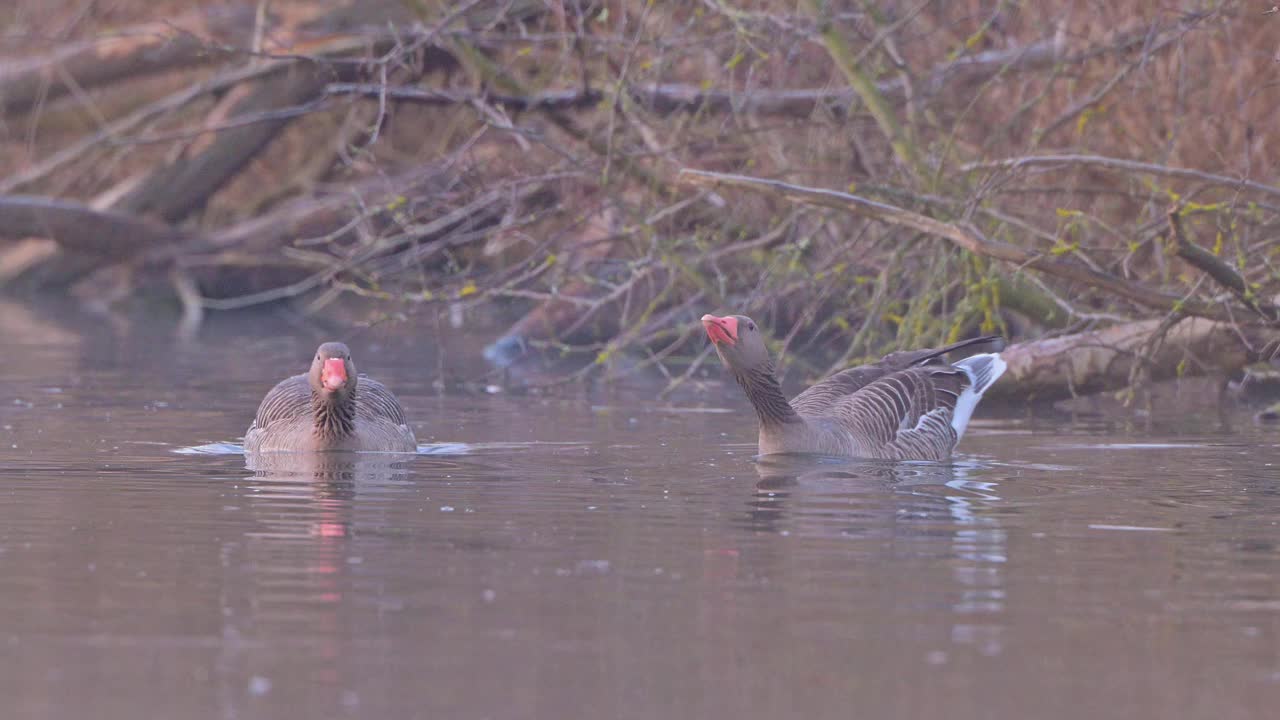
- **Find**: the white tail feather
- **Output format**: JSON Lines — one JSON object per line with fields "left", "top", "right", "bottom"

{"left": 950, "top": 353, "right": 1007, "bottom": 438}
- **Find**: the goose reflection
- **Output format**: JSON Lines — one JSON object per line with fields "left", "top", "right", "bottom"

{"left": 746, "top": 454, "right": 953, "bottom": 535}
{"left": 941, "top": 462, "right": 1007, "bottom": 657}
{"left": 245, "top": 452, "right": 420, "bottom": 537}
{"left": 747, "top": 453, "right": 1008, "bottom": 657}
{"left": 213, "top": 452, "right": 417, "bottom": 717}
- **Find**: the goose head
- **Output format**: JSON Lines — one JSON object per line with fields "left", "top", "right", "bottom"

{"left": 308, "top": 341, "right": 359, "bottom": 400}
{"left": 701, "top": 314, "right": 771, "bottom": 374}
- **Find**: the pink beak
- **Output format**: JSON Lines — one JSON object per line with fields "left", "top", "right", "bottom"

{"left": 321, "top": 358, "right": 347, "bottom": 391}
{"left": 701, "top": 314, "right": 738, "bottom": 346}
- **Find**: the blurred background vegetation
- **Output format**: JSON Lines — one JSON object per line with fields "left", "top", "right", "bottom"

{"left": 1, "top": 0, "right": 1277, "bottom": 399}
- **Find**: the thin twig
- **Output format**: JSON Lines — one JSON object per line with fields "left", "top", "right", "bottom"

{"left": 1167, "top": 205, "right": 1280, "bottom": 322}
{"left": 678, "top": 168, "right": 1236, "bottom": 323}
{"left": 962, "top": 154, "right": 1280, "bottom": 202}
{"left": 0, "top": 61, "right": 290, "bottom": 193}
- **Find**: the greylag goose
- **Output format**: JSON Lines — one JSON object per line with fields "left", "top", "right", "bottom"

{"left": 244, "top": 342, "right": 417, "bottom": 454}
{"left": 701, "top": 314, "right": 1006, "bottom": 460}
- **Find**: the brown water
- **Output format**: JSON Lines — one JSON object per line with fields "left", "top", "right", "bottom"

{"left": 2, "top": 301, "right": 1280, "bottom": 720}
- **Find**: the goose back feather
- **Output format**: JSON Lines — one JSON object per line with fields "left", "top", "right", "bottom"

{"left": 789, "top": 335, "right": 1000, "bottom": 416}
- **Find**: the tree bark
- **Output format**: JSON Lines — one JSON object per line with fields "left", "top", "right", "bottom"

{"left": 112, "top": 60, "right": 341, "bottom": 223}
{"left": 987, "top": 317, "right": 1265, "bottom": 402}
{"left": 0, "top": 195, "right": 196, "bottom": 256}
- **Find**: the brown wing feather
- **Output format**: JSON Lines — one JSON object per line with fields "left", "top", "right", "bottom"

{"left": 791, "top": 365, "right": 891, "bottom": 416}
{"left": 791, "top": 335, "right": 998, "bottom": 416}
{"left": 818, "top": 366, "right": 971, "bottom": 459}
{"left": 354, "top": 376, "right": 410, "bottom": 426}
{"left": 249, "top": 374, "right": 310, "bottom": 432}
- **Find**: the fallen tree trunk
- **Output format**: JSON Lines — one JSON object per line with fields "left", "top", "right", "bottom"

{"left": 110, "top": 0, "right": 510, "bottom": 226}
{"left": 0, "top": 195, "right": 196, "bottom": 256}
{"left": 0, "top": 195, "right": 202, "bottom": 290}
{"left": 113, "top": 60, "right": 341, "bottom": 223}
{"left": 21, "top": 58, "right": 340, "bottom": 288}
{"left": 0, "top": 0, "right": 482, "bottom": 118}
{"left": 987, "top": 317, "right": 1266, "bottom": 402}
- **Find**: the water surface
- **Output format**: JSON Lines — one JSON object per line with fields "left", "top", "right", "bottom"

{"left": 2, "top": 301, "right": 1279, "bottom": 720}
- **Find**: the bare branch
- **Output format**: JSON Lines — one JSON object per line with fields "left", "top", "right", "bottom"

{"left": 0, "top": 5, "right": 258, "bottom": 114}
{"left": 325, "top": 82, "right": 603, "bottom": 110}
{"left": 1167, "top": 205, "right": 1280, "bottom": 322}
{"left": 678, "top": 168, "right": 1239, "bottom": 323}
{"left": 962, "top": 155, "right": 1280, "bottom": 202}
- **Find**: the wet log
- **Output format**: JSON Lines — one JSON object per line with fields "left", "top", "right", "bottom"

{"left": 0, "top": 195, "right": 195, "bottom": 256}
{"left": 0, "top": 195, "right": 200, "bottom": 290}
{"left": 987, "top": 317, "right": 1270, "bottom": 402}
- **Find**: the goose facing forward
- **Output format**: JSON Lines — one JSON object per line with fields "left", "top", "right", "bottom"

{"left": 244, "top": 342, "right": 417, "bottom": 454}
{"left": 701, "top": 314, "right": 1006, "bottom": 460}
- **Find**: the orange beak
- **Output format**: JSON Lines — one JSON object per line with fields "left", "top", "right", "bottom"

{"left": 321, "top": 358, "right": 347, "bottom": 391}
{"left": 701, "top": 314, "right": 738, "bottom": 346}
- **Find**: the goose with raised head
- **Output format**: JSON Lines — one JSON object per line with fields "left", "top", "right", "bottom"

{"left": 701, "top": 314, "right": 1006, "bottom": 460}
{"left": 244, "top": 342, "right": 417, "bottom": 454}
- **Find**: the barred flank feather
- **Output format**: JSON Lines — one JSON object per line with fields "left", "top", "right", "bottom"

{"left": 733, "top": 329, "right": 1004, "bottom": 461}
